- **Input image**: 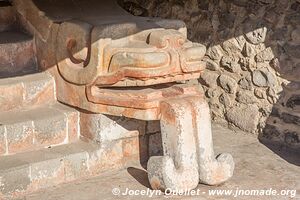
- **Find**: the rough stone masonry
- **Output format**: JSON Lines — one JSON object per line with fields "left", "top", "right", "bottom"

{"left": 121, "top": 0, "right": 300, "bottom": 149}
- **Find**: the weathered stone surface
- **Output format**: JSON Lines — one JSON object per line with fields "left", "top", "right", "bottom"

{"left": 6, "top": 121, "right": 34, "bottom": 154}
{"left": 0, "top": 165, "right": 30, "bottom": 195}
{"left": 0, "top": 103, "right": 79, "bottom": 155}
{"left": 146, "top": 121, "right": 160, "bottom": 134}
{"left": 21, "top": 124, "right": 300, "bottom": 200}
{"left": 0, "top": 126, "right": 6, "bottom": 155}
{"left": 221, "top": 38, "right": 243, "bottom": 55}
{"left": 254, "top": 88, "right": 266, "bottom": 99}
{"left": 219, "top": 93, "right": 233, "bottom": 108}
{"left": 204, "top": 58, "right": 220, "bottom": 71}
{"left": 148, "top": 132, "right": 163, "bottom": 157}
{"left": 199, "top": 71, "right": 219, "bottom": 88}
{"left": 80, "top": 113, "right": 145, "bottom": 143}
{"left": 148, "top": 97, "right": 234, "bottom": 190}
{"left": 220, "top": 56, "right": 240, "bottom": 73}
{"left": 291, "top": 28, "right": 300, "bottom": 44}
{"left": 206, "top": 45, "right": 224, "bottom": 61}
{"left": 0, "top": 31, "right": 36, "bottom": 78}
{"left": 252, "top": 68, "right": 277, "bottom": 87}
{"left": 0, "top": 73, "right": 55, "bottom": 112}
{"left": 226, "top": 104, "right": 260, "bottom": 133}
{"left": 239, "top": 57, "right": 256, "bottom": 71}
{"left": 282, "top": 112, "right": 300, "bottom": 126}
{"left": 206, "top": 88, "right": 220, "bottom": 98}
{"left": 286, "top": 94, "right": 300, "bottom": 109}
{"left": 238, "top": 76, "right": 253, "bottom": 90}
{"left": 245, "top": 27, "right": 267, "bottom": 45}
{"left": 243, "top": 42, "right": 266, "bottom": 58}
{"left": 236, "top": 90, "right": 257, "bottom": 104}
{"left": 0, "top": 6, "right": 16, "bottom": 32}
{"left": 255, "top": 47, "right": 274, "bottom": 62}
{"left": 284, "top": 131, "right": 300, "bottom": 145}
{"left": 126, "top": 0, "right": 300, "bottom": 144}
{"left": 283, "top": 43, "right": 300, "bottom": 59}
{"left": 266, "top": 87, "right": 278, "bottom": 104}
{"left": 34, "top": 109, "right": 67, "bottom": 147}
{"left": 218, "top": 74, "right": 237, "bottom": 94}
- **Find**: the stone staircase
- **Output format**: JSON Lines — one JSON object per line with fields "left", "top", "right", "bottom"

{"left": 0, "top": 3, "right": 136, "bottom": 198}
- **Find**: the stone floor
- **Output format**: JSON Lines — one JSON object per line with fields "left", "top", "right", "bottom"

{"left": 22, "top": 124, "right": 300, "bottom": 200}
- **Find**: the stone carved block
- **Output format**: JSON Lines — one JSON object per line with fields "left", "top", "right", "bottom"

{"left": 12, "top": 0, "right": 234, "bottom": 190}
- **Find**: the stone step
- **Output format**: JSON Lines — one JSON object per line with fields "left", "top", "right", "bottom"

{"left": 263, "top": 117, "right": 300, "bottom": 149}
{"left": 0, "top": 2, "right": 16, "bottom": 32}
{"left": 0, "top": 103, "right": 80, "bottom": 155}
{"left": 0, "top": 137, "right": 142, "bottom": 198}
{"left": 0, "top": 31, "right": 37, "bottom": 78}
{"left": 0, "top": 72, "right": 55, "bottom": 112}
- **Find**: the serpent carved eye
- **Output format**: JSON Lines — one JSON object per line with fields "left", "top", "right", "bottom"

{"left": 66, "top": 37, "right": 91, "bottom": 68}
{"left": 66, "top": 38, "right": 85, "bottom": 64}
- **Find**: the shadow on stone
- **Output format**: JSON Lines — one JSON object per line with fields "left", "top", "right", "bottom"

{"left": 127, "top": 167, "right": 151, "bottom": 189}
{"left": 258, "top": 141, "right": 300, "bottom": 167}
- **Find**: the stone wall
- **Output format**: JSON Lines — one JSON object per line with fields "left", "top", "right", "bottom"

{"left": 120, "top": 0, "right": 300, "bottom": 149}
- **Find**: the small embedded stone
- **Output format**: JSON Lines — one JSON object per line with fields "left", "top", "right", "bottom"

{"left": 206, "top": 45, "right": 224, "bottom": 61}
{"left": 236, "top": 90, "right": 257, "bottom": 104}
{"left": 243, "top": 42, "right": 266, "bottom": 57}
{"left": 226, "top": 104, "right": 260, "bottom": 133}
{"left": 245, "top": 27, "right": 267, "bottom": 44}
{"left": 239, "top": 57, "right": 256, "bottom": 71}
{"left": 252, "top": 68, "right": 277, "bottom": 87}
{"left": 254, "top": 88, "right": 266, "bottom": 99}
{"left": 206, "top": 88, "right": 220, "bottom": 98}
{"left": 219, "top": 93, "right": 233, "bottom": 108}
{"left": 255, "top": 47, "right": 274, "bottom": 62}
{"left": 222, "top": 38, "right": 243, "bottom": 55}
{"left": 220, "top": 56, "right": 240, "bottom": 73}
{"left": 205, "top": 58, "right": 220, "bottom": 71}
{"left": 218, "top": 74, "right": 238, "bottom": 94}
{"left": 238, "top": 76, "right": 253, "bottom": 90}
{"left": 199, "top": 71, "right": 219, "bottom": 88}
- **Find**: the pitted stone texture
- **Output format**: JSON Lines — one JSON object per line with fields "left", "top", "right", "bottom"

{"left": 0, "top": 103, "right": 79, "bottom": 155}
{"left": 0, "top": 31, "right": 36, "bottom": 78}
{"left": 226, "top": 104, "right": 260, "bottom": 133}
{"left": 218, "top": 74, "right": 238, "bottom": 94}
{"left": 0, "top": 129, "right": 159, "bottom": 199}
{"left": 0, "top": 72, "right": 55, "bottom": 112}
{"left": 23, "top": 124, "right": 300, "bottom": 200}
{"left": 199, "top": 71, "right": 219, "bottom": 88}
{"left": 80, "top": 113, "right": 146, "bottom": 143}
{"left": 252, "top": 68, "right": 277, "bottom": 87}
{"left": 255, "top": 47, "right": 274, "bottom": 62}
{"left": 0, "top": 5, "right": 16, "bottom": 32}
{"left": 245, "top": 27, "right": 267, "bottom": 45}
{"left": 0, "top": 126, "right": 6, "bottom": 155}
{"left": 148, "top": 97, "right": 234, "bottom": 191}
{"left": 236, "top": 90, "right": 257, "bottom": 104}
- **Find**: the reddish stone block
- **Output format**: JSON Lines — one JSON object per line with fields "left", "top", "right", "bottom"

{"left": 67, "top": 111, "right": 80, "bottom": 143}
{"left": 0, "top": 83, "right": 23, "bottom": 112}
{"left": 33, "top": 111, "right": 67, "bottom": 147}
{"left": 122, "top": 136, "right": 140, "bottom": 159}
{"left": 88, "top": 140, "right": 123, "bottom": 174}
{"left": 0, "top": 125, "right": 6, "bottom": 155}
{"left": 6, "top": 121, "right": 35, "bottom": 154}
{"left": 23, "top": 74, "right": 55, "bottom": 107}
{"left": 29, "top": 159, "right": 65, "bottom": 191}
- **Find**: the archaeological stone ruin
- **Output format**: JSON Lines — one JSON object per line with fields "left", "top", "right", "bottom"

{"left": 0, "top": 0, "right": 299, "bottom": 198}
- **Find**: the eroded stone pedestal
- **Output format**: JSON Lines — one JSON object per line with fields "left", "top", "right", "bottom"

{"left": 148, "top": 97, "right": 234, "bottom": 190}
